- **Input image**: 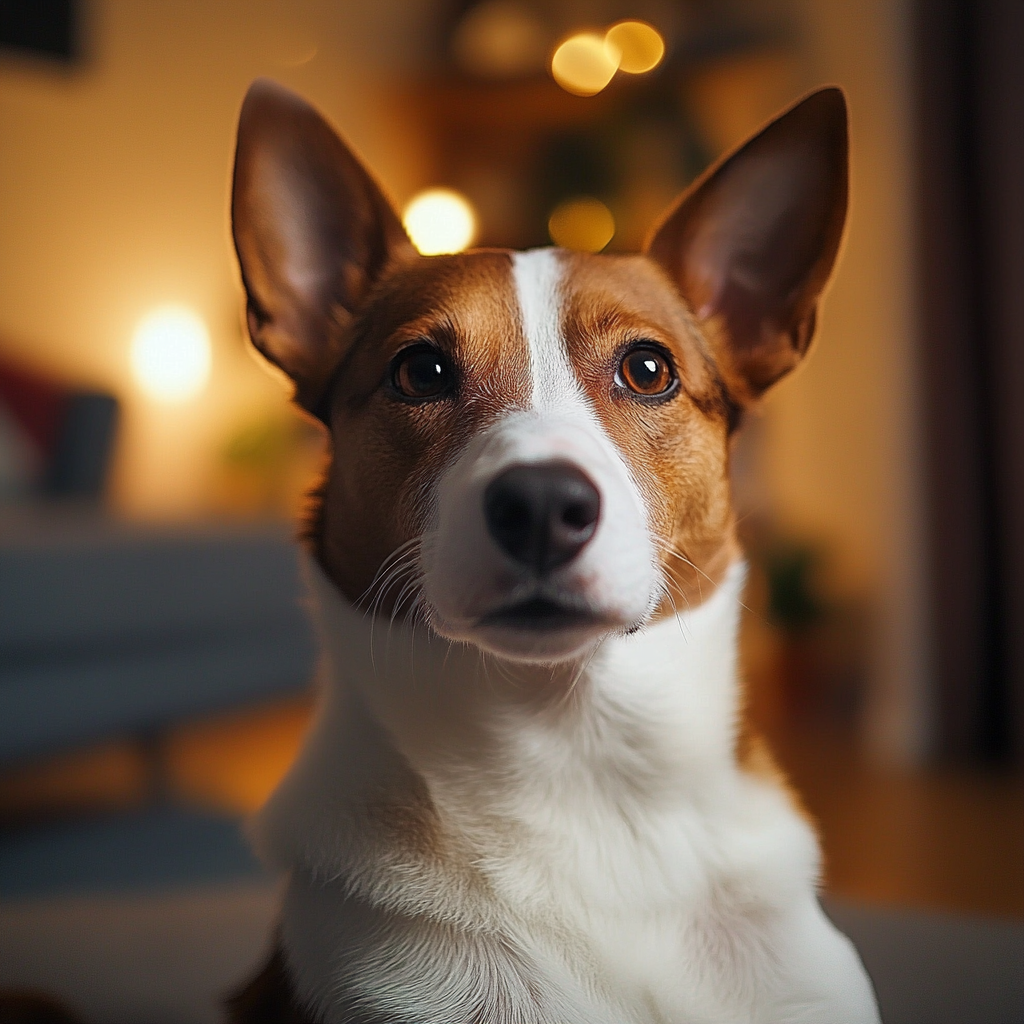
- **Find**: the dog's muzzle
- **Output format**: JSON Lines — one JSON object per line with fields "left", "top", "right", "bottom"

{"left": 483, "top": 460, "right": 601, "bottom": 576}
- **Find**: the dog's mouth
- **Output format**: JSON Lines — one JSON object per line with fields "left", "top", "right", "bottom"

{"left": 478, "top": 595, "right": 606, "bottom": 632}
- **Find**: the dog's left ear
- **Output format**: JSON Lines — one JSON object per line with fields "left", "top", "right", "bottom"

{"left": 232, "top": 79, "right": 416, "bottom": 416}
{"left": 645, "top": 87, "right": 848, "bottom": 403}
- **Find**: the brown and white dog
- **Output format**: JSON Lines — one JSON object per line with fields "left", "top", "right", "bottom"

{"left": 226, "top": 80, "right": 880, "bottom": 1024}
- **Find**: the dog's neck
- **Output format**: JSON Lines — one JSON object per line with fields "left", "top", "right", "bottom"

{"left": 332, "top": 555, "right": 742, "bottom": 765}
{"left": 255, "top": 557, "right": 751, "bottom": 887}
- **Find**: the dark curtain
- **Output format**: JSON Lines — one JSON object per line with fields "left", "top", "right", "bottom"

{"left": 914, "top": 1, "right": 1024, "bottom": 764}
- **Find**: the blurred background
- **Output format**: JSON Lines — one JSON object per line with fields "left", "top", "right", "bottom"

{"left": 0, "top": 1, "right": 1021, "bottom": 1020}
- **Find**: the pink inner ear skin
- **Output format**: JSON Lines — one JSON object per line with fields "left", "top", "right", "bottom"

{"left": 231, "top": 78, "right": 415, "bottom": 417}
{"left": 644, "top": 87, "right": 849, "bottom": 405}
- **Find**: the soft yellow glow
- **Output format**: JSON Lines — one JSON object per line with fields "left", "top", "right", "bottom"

{"left": 452, "top": 0, "right": 547, "bottom": 78}
{"left": 548, "top": 197, "right": 616, "bottom": 252}
{"left": 130, "top": 305, "right": 211, "bottom": 403}
{"left": 604, "top": 21, "right": 664, "bottom": 74}
{"left": 402, "top": 188, "right": 477, "bottom": 255}
{"left": 551, "top": 33, "right": 620, "bottom": 96}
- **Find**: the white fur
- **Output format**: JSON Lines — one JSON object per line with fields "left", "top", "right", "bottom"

{"left": 421, "top": 249, "right": 659, "bottom": 662}
{"left": 515, "top": 246, "right": 581, "bottom": 412}
{"left": 254, "top": 558, "right": 879, "bottom": 1023}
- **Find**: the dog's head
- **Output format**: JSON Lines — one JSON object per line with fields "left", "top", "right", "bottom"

{"left": 231, "top": 82, "right": 847, "bottom": 664}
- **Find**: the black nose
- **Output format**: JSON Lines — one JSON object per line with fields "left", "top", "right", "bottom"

{"left": 483, "top": 461, "right": 601, "bottom": 575}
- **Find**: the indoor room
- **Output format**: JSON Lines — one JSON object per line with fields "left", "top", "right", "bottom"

{"left": 0, "top": 2, "right": 1021, "bottom": 1022}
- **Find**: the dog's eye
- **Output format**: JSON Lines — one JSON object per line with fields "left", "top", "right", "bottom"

{"left": 615, "top": 346, "right": 676, "bottom": 398}
{"left": 391, "top": 345, "right": 453, "bottom": 401}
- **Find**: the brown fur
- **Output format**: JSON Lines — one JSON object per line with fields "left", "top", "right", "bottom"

{"left": 315, "top": 252, "right": 532, "bottom": 608}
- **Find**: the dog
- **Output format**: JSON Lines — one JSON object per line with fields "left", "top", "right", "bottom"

{"left": 226, "top": 79, "right": 880, "bottom": 1024}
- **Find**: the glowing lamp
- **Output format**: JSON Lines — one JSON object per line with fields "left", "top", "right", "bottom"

{"left": 402, "top": 188, "right": 477, "bottom": 255}
{"left": 551, "top": 33, "right": 620, "bottom": 97}
{"left": 605, "top": 21, "right": 665, "bottom": 74}
{"left": 130, "top": 305, "right": 211, "bottom": 403}
{"left": 548, "top": 197, "right": 616, "bottom": 253}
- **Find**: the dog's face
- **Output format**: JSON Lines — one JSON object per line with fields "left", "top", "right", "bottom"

{"left": 308, "top": 248, "right": 736, "bottom": 663}
{"left": 232, "top": 83, "right": 847, "bottom": 664}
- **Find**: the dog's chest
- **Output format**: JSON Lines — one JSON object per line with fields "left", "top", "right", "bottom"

{"left": 280, "top": 755, "right": 819, "bottom": 1024}
{"left": 457, "top": 756, "right": 816, "bottom": 1022}
{"left": 261, "top": 565, "right": 869, "bottom": 1023}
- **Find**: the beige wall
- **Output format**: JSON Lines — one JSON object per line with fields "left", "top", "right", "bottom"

{"left": 689, "top": 1, "right": 928, "bottom": 761}
{"left": 0, "top": 0, "right": 928, "bottom": 759}
{"left": 0, "top": 0, "right": 431, "bottom": 516}
{"left": 763, "top": 0, "right": 929, "bottom": 761}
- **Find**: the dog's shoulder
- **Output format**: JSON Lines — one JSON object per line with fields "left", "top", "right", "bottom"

{"left": 225, "top": 932, "right": 413, "bottom": 1024}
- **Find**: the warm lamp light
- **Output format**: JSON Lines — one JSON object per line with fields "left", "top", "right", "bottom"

{"left": 402, "top": 188, "right": 477, "bottom": 255}
{"left": 550, "top": 33, "right": 620, "bottom": 96}
{"left": 548, "top": 197, "right": 616, "bottom": 252}
{"left": 130, "top": 305, "right": 211, "bottom": 403}
{"left": 604, "top": 21, "right": 664, "bottom": 74}
{"left": 452, "top": 0, "right": 547, "bottom": 78}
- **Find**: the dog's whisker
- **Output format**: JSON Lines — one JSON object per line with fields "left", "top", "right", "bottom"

{"left": 367, "top": 567, "right": 417, "bottom": 650}
{"left": 357, "top": 537, "right": 422, "bottom": 608}
{"left": 373, "top": 556, "right": 421, "bottom": 611}
{"left": 370, "top": 554, "right": 420, "bottom": 610}
{"left": 658, "top": 542, "right": 715, "bottom": 586}
{"left": 661, "top": 542, "right": 751, "bottom": 616}
{"left": 390, "top": 574, "right": 424, "bottom": 628}
{"left": 654, "top": 570, "right": 695, "bottom": 643}
{"left": 385, "top": 564, "right": 418, "bottom": 612}
{"left": 359, "top": 538, "right": 424, "bottom": 675}
{"left": 657, "top": 545, "right": 705, "bottom": 605}
{"left": 661, "top": 579, "right": 690, "bottom": 641}
{"left": 658, "top": 540, "right": 760, "bottom": 620}
{"left": 656, "top": 564, "right": 692, "bottom": 612}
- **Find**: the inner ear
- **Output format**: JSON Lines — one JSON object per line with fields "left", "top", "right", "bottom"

{"left": 231, "top": 79, "right": 415, "bottom": 416}
{"left": 645, "top": 87, "right": 849, "bottom": 403}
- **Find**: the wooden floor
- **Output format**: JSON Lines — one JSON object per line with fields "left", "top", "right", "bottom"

{"left": 2, "top": 698, "right": 1021, "bottom": 919}
{"left": 770, "top": 723, "right": 1024, "bottom": 919}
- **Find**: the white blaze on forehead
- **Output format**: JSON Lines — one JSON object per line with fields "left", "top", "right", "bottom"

{"left": 419, "top": 247, "right": 661, "bottom": 654}
{"left": 512, "top": 248, "right": 586, "bottom": 412}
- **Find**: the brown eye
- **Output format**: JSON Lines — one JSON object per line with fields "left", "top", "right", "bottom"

{"left": 616, "top": 346, "right": 676, "bottom": 398}
{"left": 392, "top": 345, "right": 453, "bottom": 401}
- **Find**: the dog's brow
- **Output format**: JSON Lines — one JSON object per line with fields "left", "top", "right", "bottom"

{"left": 512, "top": 248, "right": 581, "bottom": 412}
{"left": 389, "top": 313, "right": 458, "bottom": 350}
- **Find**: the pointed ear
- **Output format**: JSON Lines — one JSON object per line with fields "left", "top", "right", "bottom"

{"left": 231, "top": 79, "right": 416, "bottom": 415}
{"left": 645, "top": 87, "right": 848, "bottom": 403}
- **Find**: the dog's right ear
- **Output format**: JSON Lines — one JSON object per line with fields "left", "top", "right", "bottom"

{"left": 645, "top": 87, "right": 848, "bottom": 405}
{"left": 232, "top": 79, "right": 415, "bottom": 416}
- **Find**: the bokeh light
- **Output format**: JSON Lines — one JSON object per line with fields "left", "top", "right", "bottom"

{"left": 550, "top": 33, "right": 620, "bottom": 97}
{"left": 402, "top": 188, "right": 477, "bottom": 255}
{"left": 605, "top": 21, "right": 665, "bottom": 74}
{"left": 130, "top": 305, "right": 211, "bottom": 403}
{"left": 452, "top": 0, "right": 547, "bottom": 78}
{"left": 548, "top": 197, "right": 616, "bottom": 252}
